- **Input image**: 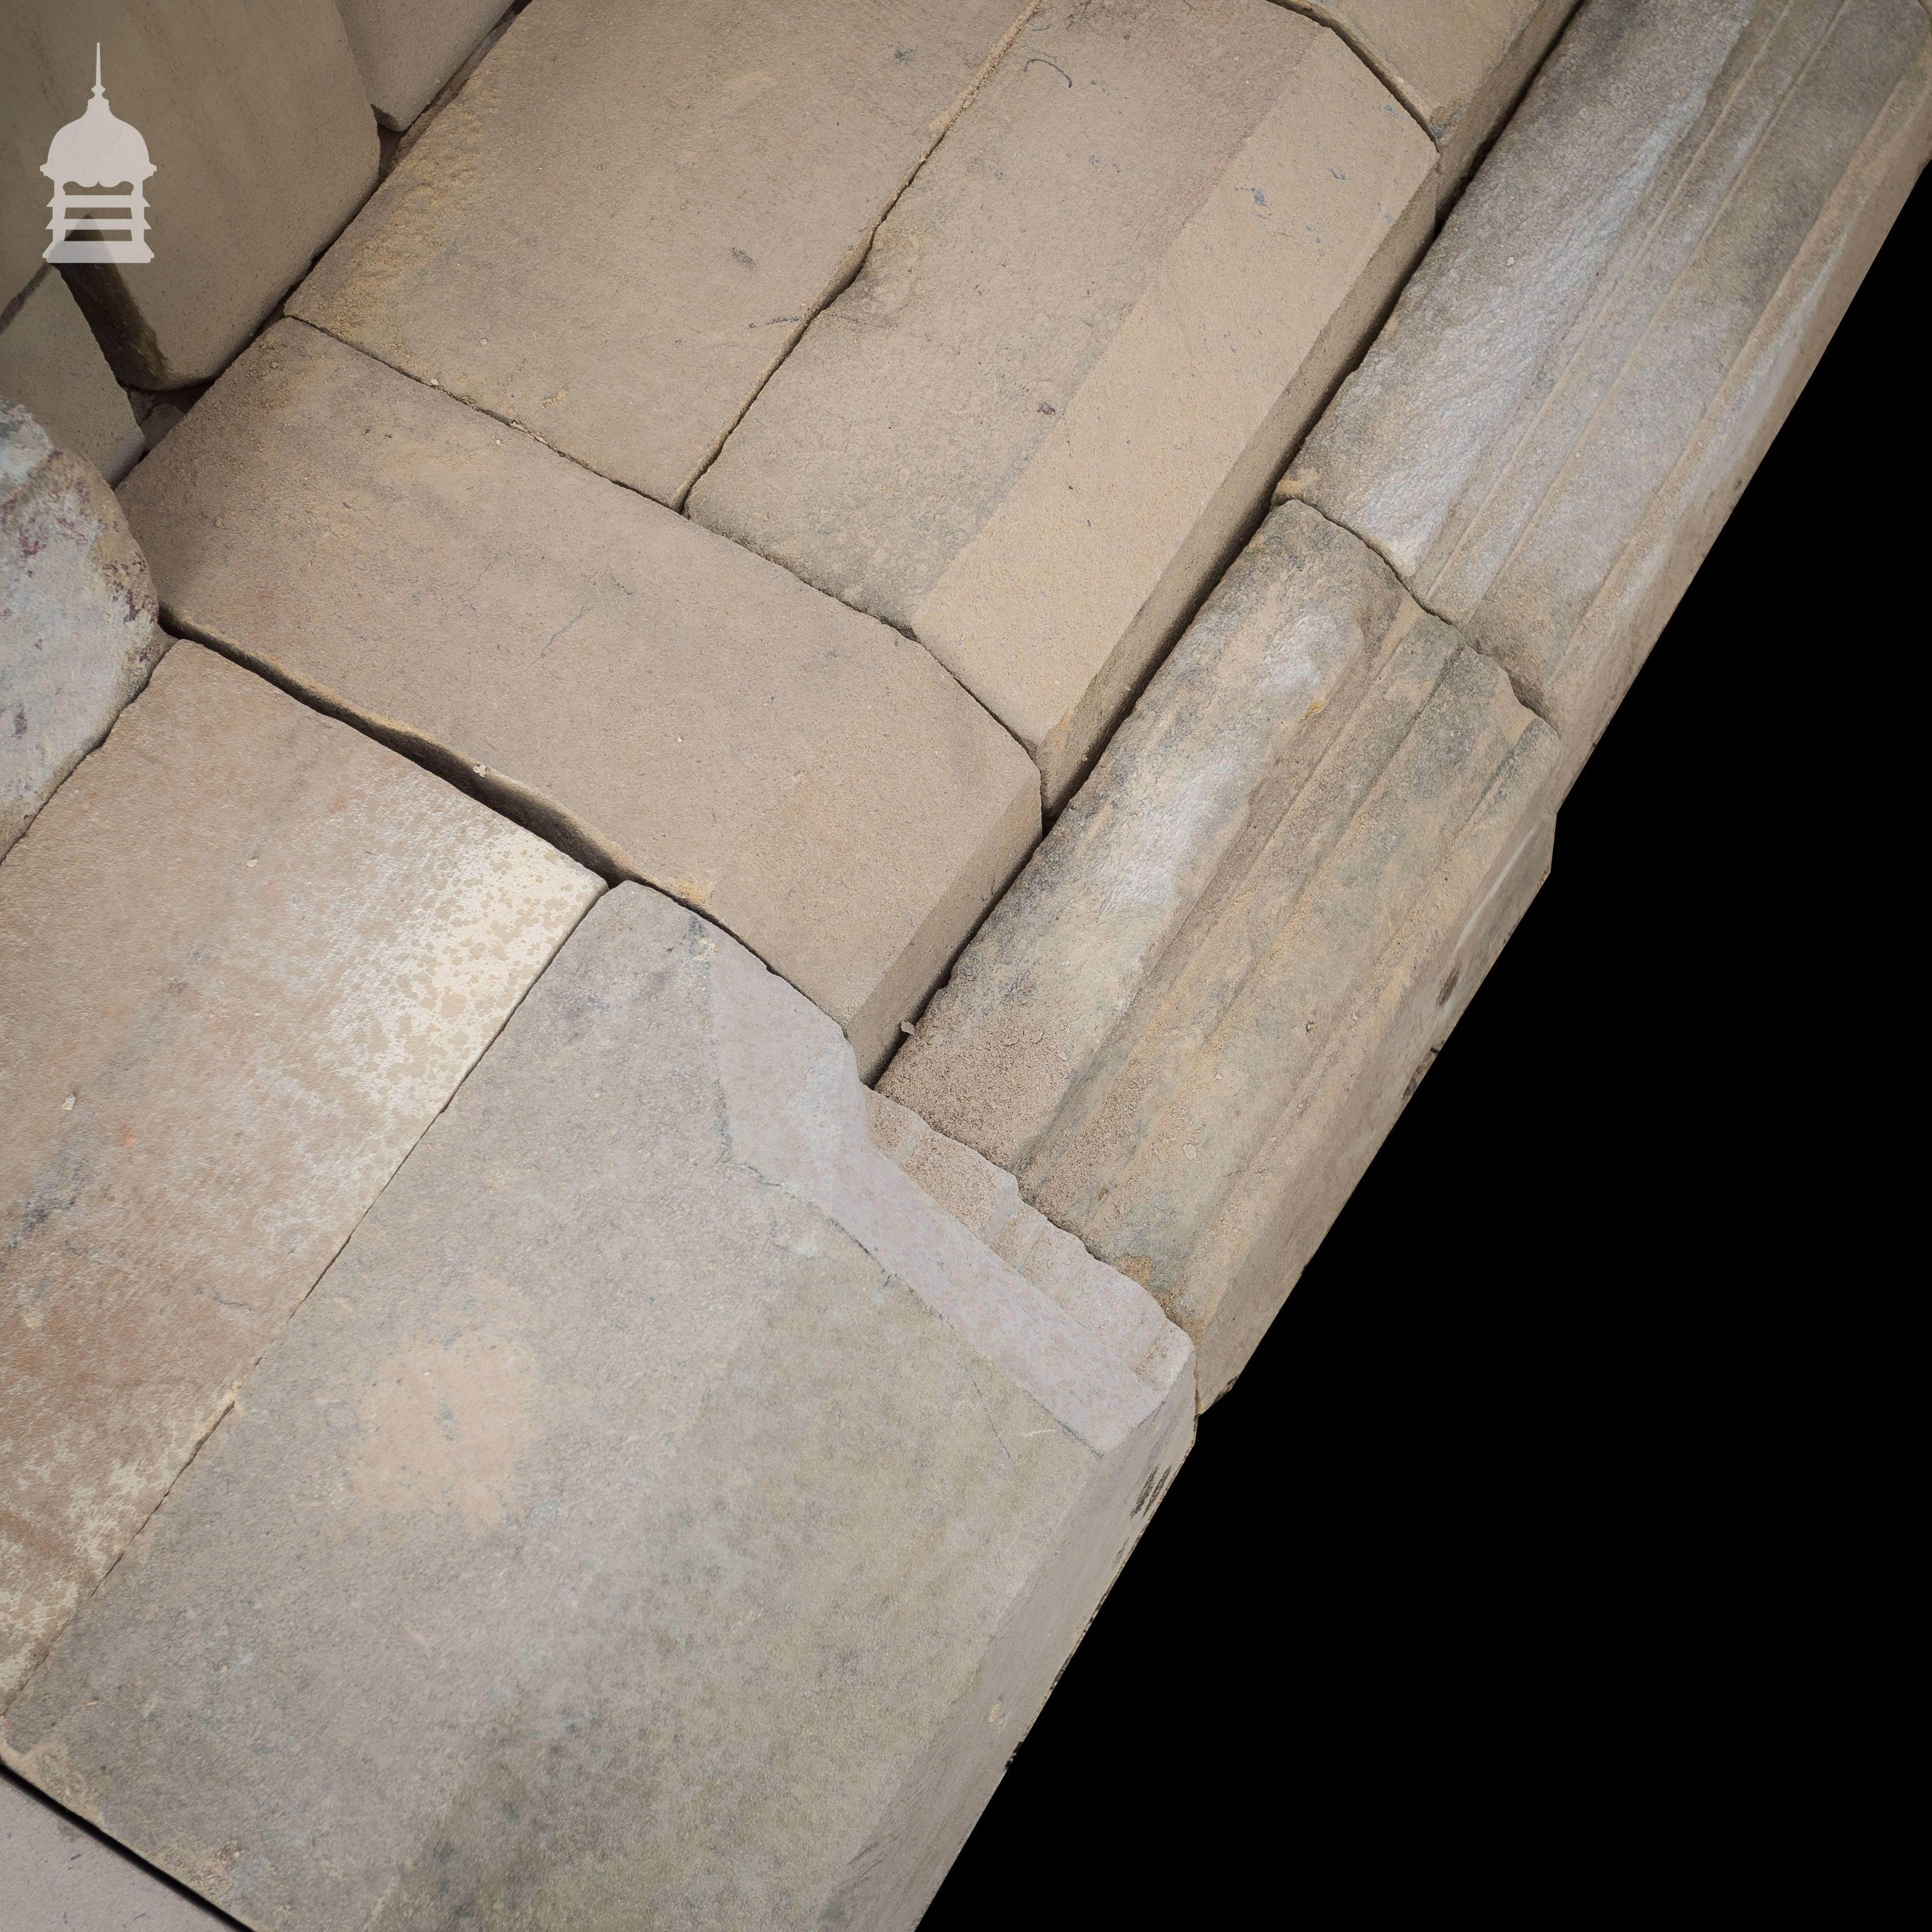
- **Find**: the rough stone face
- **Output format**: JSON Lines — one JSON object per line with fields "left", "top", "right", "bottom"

{"left": 334, "top": 0, "right": 508, "bottom": 129}
{"left": 0, "top": 399, "right": 165, "bottom": 857}
{"left": 1287, "top": 0, "right": 1932, "bottom": 793}
{"left": 0, "top": 641, "right": 601, "bottom": 1706}
{"left": 1281, "top": 1, "right": 1579, "bottom": 201}
{"left": 882, "top": 504, "right": 1562, "bottom": 1404}
{"left": 688, "top": 0, "right": 1436, "bottom": 811}
{"left": 2, "top": 883, "right": 1194, "bottom": 1931}
{"left": 290, "top": 0, "right": 1038, "bottom": 507}
{"left": 0, "top": 273, "right": 143, "bottom": 482}
{"left": 0, "top": 1, "right": 375, "bottom": 386}
{"left": 121, "top": 320, "right": 1038, "bottom": 1081}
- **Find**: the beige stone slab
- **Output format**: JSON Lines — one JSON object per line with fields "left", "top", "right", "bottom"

{"left": 690, "top": 0, "right": 1435, "bottom": 812}
{"left": 335, "top": 0, "right": 508, "bottom": 129}
{"left": 0, "top": 640, "right": 601, "bottom": 1706}
{"left": 290, "top": 0, "right": 1038, "bottom": 507}
{"left": 883, "top": 503, "right": 1560, "bottom": 1404}
{"left": 119, "top": 320, "right": 1039, "bottom": 1080}
{"left": 1287, "top": 0, "right": 1931, "bottom": 794}
{"left": 0, "top": 273, "right": 142, "bottom": 482}
{"left": 3, "top": 882, "right": 1192, "bottom": 1929}
{"left": 0, "top": 2, "right": 375, "bottom": 386}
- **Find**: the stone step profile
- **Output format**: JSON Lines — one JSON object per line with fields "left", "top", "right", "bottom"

{"left": 0, "top": 274, "right": 144, "bottom": 484}
{"left": 1, "top": 882, "right": 1194, "bottom": 1931}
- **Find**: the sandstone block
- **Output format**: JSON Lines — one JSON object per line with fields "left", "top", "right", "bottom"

{"left": 290, "top": 0, "right": 1038, "bottom": 506}
{"left": 0, "top": 1, "right": 375, "bottom": 386}
{"left": 2, "top": 882, "right": 1194, "bottom": 1930}
{"left": 0, "top": 273, "right": 143, "bottom": 481}
{"left": 0, "top": 641, "right": 601, "bottom": 1705}
{"left": 122, "top": 321, "right": 1037, "bottom": 1079}
{"left": 1, "top": 399, "right": 165, "bottom": 857}
{"left": 883, "top": 503, "right": 1561, "bottom": 1404}
{"left": 690, "top": 0, "right": 1436, "bottom": 813}
{"left": 1287, "top": 0, "right": 1931, "bottom": 793}
{"left": 335, "top": 0, "right": 508, "bottom": 130}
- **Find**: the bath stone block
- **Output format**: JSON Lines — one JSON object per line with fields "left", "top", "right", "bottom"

{"left": 1, "top": 883, "right": 1194, "bottom": 1932}
{"left": 1280, "top": 2, "right": 1579, "bottom": 201}
{"left": 1287, "top": 0, "right": 1931, "bottom": 794}
{"left": 122, "top": 321, "right": 1038, "bottom": 1082}
{"left": 0, "top": 399, "right": 165, "bottom": 858}
{"left": 883, "top": 502, "right": 1561, "bottom": 1405}
{"left": 689, "top": 0, "right": 1435, "bottom": 813}
{"left": 290, "top": 0, "right": 1038, "bottom": 507}
{"left": 0, "top": 2, "right": 375, "bottom": 387}
{"left": 0, "top": 641, "right": 600, "bottom": 1707}
{"left": 1, "top": 1774, "right": 230, "bottom": 1931}
{"left": 335, "top": 0, "right": 509, "bottom": 130}
{"left": 0, "top": 273, "right": 143, "bottom": 482}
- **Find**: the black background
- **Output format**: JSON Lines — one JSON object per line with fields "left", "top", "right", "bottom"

{"left": 921, "top": 162, "right": 1923, "bottom": 1929}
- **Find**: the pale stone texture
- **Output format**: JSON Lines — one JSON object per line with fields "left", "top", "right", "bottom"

{"left": 0, "top": 641, "right": 601, "bottom": 1706}
{"left": 335, "top": 0, "right": 508, "bottom": 129}
{"left": 883, "top": 504, "right": 1561, "bottom": 1404}
{"left": 290, "top": 0, "right": 1039, "bottom": 507}
{"left": 0, "top": 1, "right": 375, "bottom": 386}
{"left": 1, "top": 400, "right": 165, "bottom": 858}
{"left": 1287, "top": 0, "right": 1932, "bottom": 794}
{"left": 121, "top": 321, "right": 1039, "bottom": 1082}
{"left": 2, "top": 883, "right": 1194, "bottom": 1931}
{"left": 0, "top": 273, "right": 143, "bottom": 482}
{"left": 1, "top": 1774, "right": 228, "bottom": 1931}
{"left": 1280, "top": 1, "right": 1578, "bottom": 201}
{"left": 690, "top": 0, "right": 1436, "bottom": 813}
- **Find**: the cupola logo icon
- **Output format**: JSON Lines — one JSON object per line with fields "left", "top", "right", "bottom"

{"left": 41, "top": 45, "right": 155, "bottom": 265}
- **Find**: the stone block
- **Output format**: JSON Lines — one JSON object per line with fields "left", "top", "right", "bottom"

{"left": 0, "top": 1, "right": 375, "bottom": 386}
{"left": 689, "top": 0, "right": 1436, "bottom": 812}
{"left": 0, "top": 272, "right": 143, "bottom": 482}
{"left": 121, "top": 319, "right": 1039, "bottom": 1082}
{"left": 335, "top": 0, "right": 508, "bottom": 130}
{"left": 290, "top": 0, "right": 1038, "bottom": 507}
{"left": 2, "top": 882, "right": 1194, "bottom": 1930}
{"left": 1281, "top": 1, "right": 1579, "bottom": 201}
{"left": 1, "top": 399, "right": 165, "bottom": 857}
{"left": 0, "top": 640, "right": 600, "bottom": 1705}
{"left": 1287, "top": 0, "right": 1932, "bottom": 794}
{"left": 882, "top": 503, "right": 1561, "bottom": 1404}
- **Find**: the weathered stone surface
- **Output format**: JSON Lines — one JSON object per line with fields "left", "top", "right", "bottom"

{"left": 0, "top": 641, "right": 600, "bottom": 1706}
{"left": 0, "top": 273, "right": 143, "bottom": 482}
{"left": 1287, "top": 0, "right": 1932, "bottom": 793}
{"left": 883, "top": 503, "right": 1561, "bottom": 1404}
{"left": 688, "top": 0, "right": 1436, "bottom": 811}
{"left": 290, "top": 0, "right": 1038, "bottom": 507}
{"left": 2, "top": 882, "right": 1194, "bottom": 1930}
{"left": 1, "top": 400, "right": 165, "bottom": 857}
{"left": 1, "top": 1773, "right": 228, "bottom": 1931}
{"left": 0, "top": 2, "right": 375, "bottom": 386}
{"left": 1281, "top": 1, "right": 1578, "bottom": 201}
{"left": 335, "top": 0, "right": 507, "bottom": 129}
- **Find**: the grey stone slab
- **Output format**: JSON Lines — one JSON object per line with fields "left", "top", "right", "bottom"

{"left": 1, "top": 399, "right": 164, "bottom": 857}
{"left": 0, "top": 273, "right": 143, "bottom": 482}
{"left": 0, "top": 640, "right": 601, "bottom": 1707}
{"left": 1287, "top": 0, "right": 1932, "bottom": 793}
{"left": 0, "top": 2, "right": 375, "bottom": 386}
{"left": 2, "top": 882, "right": 1194, "bottom": 1930}
{"left": 882, "top": 503, "right": 1560, "bottom": 1404}
{"left": 689, "top": 0, "right": 1436, "bottom": 811}
{"left": 335, "top": 0, "right": 508, "bottom": 129}
{"left": 291, "top": 0, "right": 1038, "bottom": 507}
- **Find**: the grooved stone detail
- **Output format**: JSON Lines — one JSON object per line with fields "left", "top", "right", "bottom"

{"left": 0, "top": 274, "right": 143, "bottom": 484}
{"left": 690, "top": 0, "right": 1436, "bottom": 812}
{"left": 2, "top": 883, "right": 1193, "bottom": 1931}
{"left": 334, "top": 0, "right": 508, "bottom": 129}
{"left": 1287, "top": 0, "right": 1932, "bottom": 792}
{"left": 119, "top": 319, "right": 1039, "bottom": 1081}
{"left": 0, "top": 641, "right": 601, "bottom": 1706}
{"left": 883, "top": 503, "right": 1561, "bottom": 1404}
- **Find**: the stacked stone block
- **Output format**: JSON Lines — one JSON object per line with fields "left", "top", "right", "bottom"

{"left": 0, "top": 276, "right": 143, "bottom": 483}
